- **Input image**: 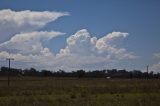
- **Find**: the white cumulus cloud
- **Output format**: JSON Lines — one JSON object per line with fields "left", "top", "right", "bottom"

{"left": 154, "top": 53, "right": 160, "bottom": 58}
{"left": 0, "top": 29, "right": 136, "bottom": 71}
{"left": 56, "top": 29, "right": 136, "bottom": 70}
{"left": 150, "top": 53, "right": 160, "bottom": 73}
{"left": 0, "top": 9, "right": 69, "bottom": 43}
{"left": 59, "top": 29, "right": 136, "bottom": 59}
{"left": 0, "top": 31, "right": 64, "bottom": 68}
{"left": 0, "top": 9, "right": 137, "bottom": 71}
{"left": 0, "top": 31, "right": 64, "bottom": 56}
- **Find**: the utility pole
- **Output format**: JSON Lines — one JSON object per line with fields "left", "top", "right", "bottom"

{"left": 147, "top": 65, "right": 149, "bottom": 79}
{"left": 6, "top": 58, "right": 14, "bottom": 87}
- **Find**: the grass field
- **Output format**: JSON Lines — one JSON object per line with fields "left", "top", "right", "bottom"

{"left": 0, "top": 77, "right": 160, "bottom": 106}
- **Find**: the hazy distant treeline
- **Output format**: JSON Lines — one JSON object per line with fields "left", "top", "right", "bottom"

{"left": 0, "top": 67, "right": 160, "bottom": 79}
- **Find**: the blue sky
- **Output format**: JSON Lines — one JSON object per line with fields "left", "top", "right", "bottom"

{"left": 0, "top": 0, "right": 160, "bottom": 72}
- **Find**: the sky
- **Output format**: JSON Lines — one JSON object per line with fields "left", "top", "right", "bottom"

{"left": 0, "top": 0, "right": 160, "bottom": 72}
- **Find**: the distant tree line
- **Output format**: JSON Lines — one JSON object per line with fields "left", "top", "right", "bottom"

{"left": 0, "top": 66, "right": 160, "bottom": 79}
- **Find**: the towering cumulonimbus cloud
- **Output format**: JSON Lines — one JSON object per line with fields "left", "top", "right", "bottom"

{"left": 59, "top": 29, "right": 136, "bottom": 60}
{"left": 56, "top": 29, "right": 136, "bottom": 70}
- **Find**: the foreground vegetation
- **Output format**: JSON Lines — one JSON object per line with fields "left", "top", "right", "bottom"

{"left": 0, "top": 77, "right": 160, "bottom": 106}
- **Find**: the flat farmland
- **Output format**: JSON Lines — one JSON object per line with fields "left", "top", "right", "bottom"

{"left": 0, "top": 77, "right": 160, "bottom": 106}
